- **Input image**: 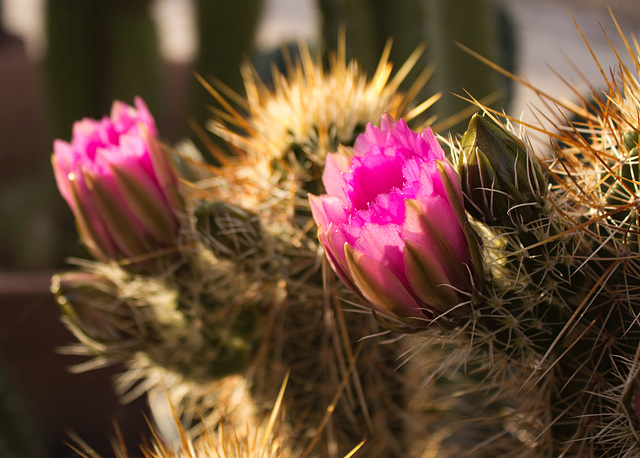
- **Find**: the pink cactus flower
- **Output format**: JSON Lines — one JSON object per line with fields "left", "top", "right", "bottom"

{"left": 310, "top": 115, "right": 475, "bottom": 330}
{"left": 52, "top": 97, "right": 182, "bottom": 265}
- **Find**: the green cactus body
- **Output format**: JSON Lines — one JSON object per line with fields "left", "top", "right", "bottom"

{"left": 49, "top": 8, "right": 640, "bottom": 457}
{"left": 50, "top": 36, "right": 445, "bottom": 456}
{"left": 447, "top": 34, "right": 640, "bottom": 453}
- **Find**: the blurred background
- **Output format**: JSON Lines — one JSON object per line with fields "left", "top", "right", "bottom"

{"left": 0, "top": 0, "right": 639, "bottom": 456}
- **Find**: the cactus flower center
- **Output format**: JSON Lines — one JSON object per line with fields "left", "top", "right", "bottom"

{"left": 348, "top": 150, "right": 407, "bottom": 211}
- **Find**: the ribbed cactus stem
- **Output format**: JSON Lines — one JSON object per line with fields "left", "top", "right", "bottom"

{"left": 452, "top": 94, "right": 640, "bottom": 454}
{"left": 446, "top": 113, "right": 619, "bottom": 454}
{"left": 44, "top": 0, "right": 160, "bottom": 141}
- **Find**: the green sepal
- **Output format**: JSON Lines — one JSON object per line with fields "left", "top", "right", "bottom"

{"left": 84, "top": 172, "right": 152, "bottom": 259}
{"left": 109, "top": 161, "right": 177, "bottom": 245}
{"left": 67, "top": 176, "right": 112, "bottom": 261}
{"left": 344, "top": 244, "right": 425, "bottom": 323}
{"left": 404, "top": 239, "right": 464, "bottom": 316}
{"left": 437, "top": 160, "right": 485, "bottom": 290}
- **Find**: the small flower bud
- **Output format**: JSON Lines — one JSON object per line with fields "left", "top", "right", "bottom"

{"left": 459, "top": 113, "right": 546, "bottom": 228}
{"left": 194, "top": 201, "right": 263, "bottom": 260}
{"left": 51, "top": 271, "right": 137, "bottom": 343}
{"left": 51, "top": 97, "right": 183, "bottom": 270}
{"left": 623, "top": 130, "right": 638, "bottom": 153}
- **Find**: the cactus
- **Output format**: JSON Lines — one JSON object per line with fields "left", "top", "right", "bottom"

{"left": 437, "top": 15, "right": 640, "bottom": 455}
{"left": 182, "top": 39, "right": 439, "bottom": 457}
{"left": 52, "top": 38, "right": 437, "bottom": 457}
{"left": 537, "top": 48, "right": 640, "bottom": 454}
{"left": 48, "top": 7, "right": 640, "bottom": 458}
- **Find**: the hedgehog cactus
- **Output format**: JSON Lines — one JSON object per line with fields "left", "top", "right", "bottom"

{"left": 307, "top": 14, "right": 640, "bottom": 455}
{"left": 437, "top": 18, "right": 640, "bottom": 454}
{"left": 536, "top": 48, "right": 640, "bottom": 454}
{"left": 188, "top": 41, "right": 438, "bottom": 457}
{"left": 47, "top": 11, "right": 640, "bottom": 458}
{"left": 50, "top": 41, "right": 439, "bottom": 457}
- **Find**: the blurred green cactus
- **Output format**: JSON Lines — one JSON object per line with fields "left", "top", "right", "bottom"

{"left": 44, "top": 0, "right": 161, "bottom": 141}
{"left": 319, "top": 0, "right": 514, "bottom": 131}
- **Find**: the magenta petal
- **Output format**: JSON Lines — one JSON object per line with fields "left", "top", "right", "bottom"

{"left": 347, "top": 151, "right": 405, "bottom": 211}
{"left": 353, "top": 222, "right": 405, "bottom": 280}
{"left": 83, "top": 171, "right": 151, "bottom": 258}
{"left": 324, "top": 223, "right": 353, "bottom": 278}
{"left": 436, "top": 158, "right": 464, "bottom": 203}
{"left": 402, "top": 199, "right": 471, "bottom": 291}
{"left": 322, "top": 153, "right": 351, "bottom": 199}
{"left": 52, "top": 142, "right": 76, "bottom": 209}
{"left": 51, "top": 97, "right": 181, "bottom": 267}
{"left": 367, "top": 188, "right": 407, "bottom": 225}
{"left": 110, "top": 137, "right": 157, "bottom": 185}
{"left": 353, "top": 123, "right": 391, "bottom": 155}
{"left": 134, "top": 96, "right": 158, "bottom": 135}
{"left": 404, "top": 196, "right": 468, "bottom": 263}
{"left": 309, "top": 194, "right": 329, "bottom": 228}
{"left": 387, "top": 120, "right": 415, "bottom": 149}
{"left": 379, "top": 113, "right": 397, "bottom": 131}
{"left": 107, "top": 161, "right": 177, "bottom": 244}
{"left": 309, "top": 194, "right": 347, "bottom": 229}
{"left": 143, "top": 131, "right": 182, "bottom": 210}
{"left": 68, "top": 176, "right": 117, "bottom": 260}
{"left": 404, "top": 239, "right": 464, "bottom": 314}
{"left": 52, "top": 138, "right": 75, "bottom": 163}
{"left": 310, "top": 113, "right": 475, "bottom": 331}
{"left": 420, "top": 127, "right": 446, "bottom": 161}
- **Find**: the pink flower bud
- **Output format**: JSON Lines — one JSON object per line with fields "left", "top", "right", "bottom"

{"left": 52, "top": 97, "right": 182, "bottom": 266}
{"left": 310, "top": 115, "right": 478, "bottom": 331}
